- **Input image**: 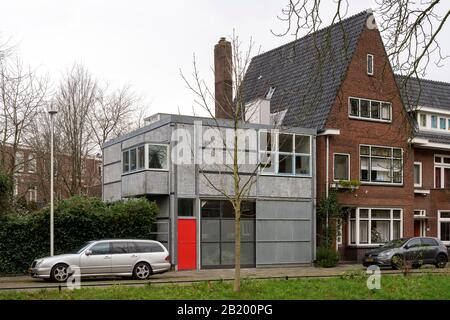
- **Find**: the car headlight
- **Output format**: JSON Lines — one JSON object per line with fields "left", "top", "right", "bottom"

{"left": 378, "top": 250, "right": 393, "bottom": 258}
{"left": 35, "top": 259, "right": 44, "bottom": 268}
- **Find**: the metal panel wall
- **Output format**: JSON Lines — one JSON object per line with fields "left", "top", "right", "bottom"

{"left": 256, "top": 200, "right": 313, "bottom": 265}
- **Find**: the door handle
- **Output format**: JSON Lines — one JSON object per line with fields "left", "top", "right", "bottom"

{"left": 131, "top": 255, "right": 138, "bottom": 258}
{"left": 104, "top": 256, "right": 111, "bottom": 259}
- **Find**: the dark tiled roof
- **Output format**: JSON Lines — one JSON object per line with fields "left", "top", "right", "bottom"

{"left": 241, "top": 10, "right": 371, "bottom": 129}
{"left": 416, "top": 131, "right": 450, "bottom": 145}
{"left": 395, "top": 75, "right": 450, "bottom": 111}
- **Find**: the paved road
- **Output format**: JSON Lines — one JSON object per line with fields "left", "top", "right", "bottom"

{"left": 0, "top": 264, "right": 448, "bottom": 291}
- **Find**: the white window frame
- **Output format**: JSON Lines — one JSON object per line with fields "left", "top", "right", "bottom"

{"left": 414, "top": 161, "right": 422, "bottom": 188}
{"left": 433, "top": 154, "right": 450, "bottom": 188}
{"left": 348, "top": 96, "right": 392, "bottom": 123}
{"left": 258, "top": 130, "right": 312, "bottom": 177}
{"left": 28, "top": 186, "right": 37, "bottom": 202}
{"left": 348, "top": 208, "right": 403, "bottom": 247}
{"left": 122, "top": 143, "right": 169, "bottom": 174}
{"left": 359, "top": 144, "right": 403, "bottom": 185}
{"left": 333, "top": 153, "right": 350, "bottom": 181}
{"left": 367, "top": 54, "right": 374, "bottom": 75}
{"left": 438, "top": 210, "right": 450, "bottom": 245}
{"left": 147, "top": 143, "right": 169, "bottom": 171}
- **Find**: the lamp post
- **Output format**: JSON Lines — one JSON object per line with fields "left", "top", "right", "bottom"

{"left": 48, "top": 106, "right": 58, "bottom": 256}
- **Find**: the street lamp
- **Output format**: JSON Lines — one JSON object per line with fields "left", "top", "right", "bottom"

{"left": 48, "top": 105, "right": 58, "bottom": 256}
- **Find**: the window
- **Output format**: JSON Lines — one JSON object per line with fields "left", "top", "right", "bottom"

{"left": 28, "top": 186, "right": 37, "bottom": 202}
{"left": 431, "top": 115, "right": 437, "bottom": 128}
{"left": 434, "top": 155, "right": 450, "bottom": 189}
{"left": 134, "top": 242, "right": 164, "bottom": 253}
{"left": 201, "top": 200, "right": 256, "bottom": 267}
{"left": 367, "top": 54, "right": 374, "bottom": 75}
{"left": 349, "top": 97, "right": 391, "bottom": 122}
{"left": 438, "top": 211, "right": 450, "bottom": 244}
{"left": 28, "top": 155, "right": 36, "bottom": 173}
{"left": 90, "top": 242, "right": 111, "bottom": 255}
{"left": 360, "top": 145, "right": 403, "bottom": 184}
{"left": 148, "top": 144, "right": 168, "bottom": 169}
{"left": 123, "top": 151, "right": 129, "bottom": 172}
{"left": 15, "top": 152, "right": 24, "bottom": 172}
{"left": 422, "top": 238, "right": 438, "bottom": 247}
{"left": 349, "top": 208, "right": 402, "bottom": 246}
{"left": 111, "top": 242, "right": 130, "bottom": 254}
{"left": 259, "top": 131, "right": 311, "bottom": 176}
{"left": 420, "top": 114, "right": 427, "bottom": 127}
{"left": 122, "top": 144, "right": 168, "bottom": 173}
{"left": 440, "top": 117, "right": 446, "bottom": 130}
{"left": 414, "top": 162, "right": 422, "bottom": 187}
{"left": 138, "top": 146, "right": 145, "bottom": 170}
{"left": 334, "top": 153, "right": 350, "bottom": 181}
{"left": 178, "top": 198, "right": 194, "bottom": 217}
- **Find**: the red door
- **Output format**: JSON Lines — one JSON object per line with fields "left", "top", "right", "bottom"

{"left": 414, "top": 220, "right": 420, "bottom": 237}
{"left": 178, "top": 219, "right": 196, "bottom": 270}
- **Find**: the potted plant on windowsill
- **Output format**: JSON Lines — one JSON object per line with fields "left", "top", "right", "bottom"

{"left": 330, "top": 180, "right": 361, "bottom": 191}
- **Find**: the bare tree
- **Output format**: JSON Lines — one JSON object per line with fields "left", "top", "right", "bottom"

{"left": 89, "top": 84, "right": 143, "bottom": 150}
{"left": 181, "top": 33, "right": 276, "bottom": 292}
{"left": 0, "top": 56, "right": 48, "bottom": 186}
{"left": 54, "top": 63, "right": 97, "bottom": 196}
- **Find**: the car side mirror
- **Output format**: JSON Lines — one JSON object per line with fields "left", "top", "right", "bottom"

{"left": 85, "top": 249, "right": 92, "bottom": 256}
{"left": 404, "top": 245, "right": 410, "bottom": 250}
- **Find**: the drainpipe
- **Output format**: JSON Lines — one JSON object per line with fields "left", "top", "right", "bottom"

{"left": 326, "top": 136, "right": 329, "bottom": 237}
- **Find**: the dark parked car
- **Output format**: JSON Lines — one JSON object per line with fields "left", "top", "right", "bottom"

{"left": 363, "top": 237, "right": 448, "bottom": 269}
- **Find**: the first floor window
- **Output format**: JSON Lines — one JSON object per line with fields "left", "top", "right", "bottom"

{"left": 431, "top": 115, "right": 437, "bottom": 128}
{"left": 360, "top": 145, "right": 403, "bottom": 184}
{"left": 334, "top": 153, "right": 350, "bottom": 181}
{"left": 123, "top": 144, "right": 169, "bottom": 173}
{"left": 349, "top": 208, "right": 402, "bottom": 246}
{"left": 259, "top": 131, "right": 311, "bottom": 176}
{"left": 148, "top": 144, "right": 168, "bottom": 169}
{"left": 420, "top": 114, "right": 427, "bottom": 127}
{"left": 434, "top": 155, "right": 450, "bottom": 188}
{"left": 439, "top": 211, "right": 450, "bottom": 244}
{"left": 414, "top": 162, "right": 422, "bottom": 187}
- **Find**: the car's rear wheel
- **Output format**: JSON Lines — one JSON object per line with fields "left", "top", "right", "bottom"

{"left": 133, "top": 262, "right": 151, "bottom": 280}
{"left": 435, "top": 254, "right": 448, "bottom": 269}
{"left": 50, "top": 263, "right": 69, "bottom": 283}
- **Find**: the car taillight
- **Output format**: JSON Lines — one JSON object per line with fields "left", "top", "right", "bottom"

{"left": 165, "top": 255, "right": 171, "bottom": 262}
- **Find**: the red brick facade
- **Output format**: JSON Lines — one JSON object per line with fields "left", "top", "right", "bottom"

{"left": 2, "top": 144, "right": 102, "bottom": 207}
{"left": 317, "top": 23, "right": 429, "bottom": 261}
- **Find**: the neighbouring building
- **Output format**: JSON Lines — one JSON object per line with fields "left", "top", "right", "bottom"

{"left": 241, "top": 8, "right": 450, "bottom": 261}
{"left": 1, "top": 144, "right": 102, "bottom": 207}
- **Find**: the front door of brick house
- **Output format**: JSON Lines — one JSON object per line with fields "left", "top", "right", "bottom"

{"left": 177, "top": 218, "right": 197, "bottom": 270}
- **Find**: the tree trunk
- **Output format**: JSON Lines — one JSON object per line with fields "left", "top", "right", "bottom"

{"left": 234, "top": 202, "right": 241, "bottom": 292}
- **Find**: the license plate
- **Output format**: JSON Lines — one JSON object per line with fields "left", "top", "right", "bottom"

{"left": 366, "top": 257, "right": 374, "bottom": 262}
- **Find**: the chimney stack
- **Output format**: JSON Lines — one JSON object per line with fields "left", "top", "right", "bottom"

{"left": 214, "top": 37, "right": 233, "bottom": 119}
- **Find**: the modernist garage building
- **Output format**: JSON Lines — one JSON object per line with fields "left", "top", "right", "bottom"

{"left": 102, "top": 113, "right": 317, "bottom": 270}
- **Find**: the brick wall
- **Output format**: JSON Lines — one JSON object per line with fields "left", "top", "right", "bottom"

{"left": 318, "top": 24, "right": 415, "bottom": 260}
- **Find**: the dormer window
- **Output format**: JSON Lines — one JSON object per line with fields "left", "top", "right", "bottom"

{"left": 367, "top": 54, "right": 374, "bottom": 75}
{"left": 418, "top": 111, "right": 450, "bottom": 132}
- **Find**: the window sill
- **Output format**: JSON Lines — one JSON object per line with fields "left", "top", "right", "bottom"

{"left": 259, "top": 172, "right": 312, "bottom": 178}
{"left": 348, "top": 115, "right": 392, "bottom": 124}
{"left": 360, "top": 182, "right": 403, "bottom": 187}
{"left": 122, "top": 168, "right": 169, "bottom": 176}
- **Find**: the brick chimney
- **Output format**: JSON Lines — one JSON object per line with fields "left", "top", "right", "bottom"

{"left": 214, "top": 37, "right": 233, "bottom": 119}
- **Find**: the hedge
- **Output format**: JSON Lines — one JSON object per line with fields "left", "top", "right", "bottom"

{"left": 0, "top": 196, "right": 159, "bottom": 274}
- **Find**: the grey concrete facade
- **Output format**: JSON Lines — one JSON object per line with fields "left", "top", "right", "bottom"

{"left": 102, "top": 113, "right": 317, "bottom": 270}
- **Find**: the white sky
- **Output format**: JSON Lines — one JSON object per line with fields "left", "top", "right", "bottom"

{"left": 1, "top": 0, "right": 449, "bottom": 117}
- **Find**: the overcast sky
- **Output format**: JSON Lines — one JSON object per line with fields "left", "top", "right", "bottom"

{"left": 1, "top": 0, "right": 449, "bottom": 117}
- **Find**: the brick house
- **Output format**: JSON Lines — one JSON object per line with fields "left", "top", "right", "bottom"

{"left": 241, "top": 9, "right": 450, "bottom": 261}
{"left": 1, "top": 143, "right": 102, "bottom": 207}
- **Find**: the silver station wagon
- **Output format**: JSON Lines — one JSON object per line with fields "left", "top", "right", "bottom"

{"left": 30, "top": 239, "right": 171, "bottom": 282}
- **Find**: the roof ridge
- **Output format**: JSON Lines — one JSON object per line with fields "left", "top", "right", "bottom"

{"left": 252, "top": 9, "right": 370, "bottom": 59}
{"left": 395, "top": 74, "right": 450, "bottom": 87}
